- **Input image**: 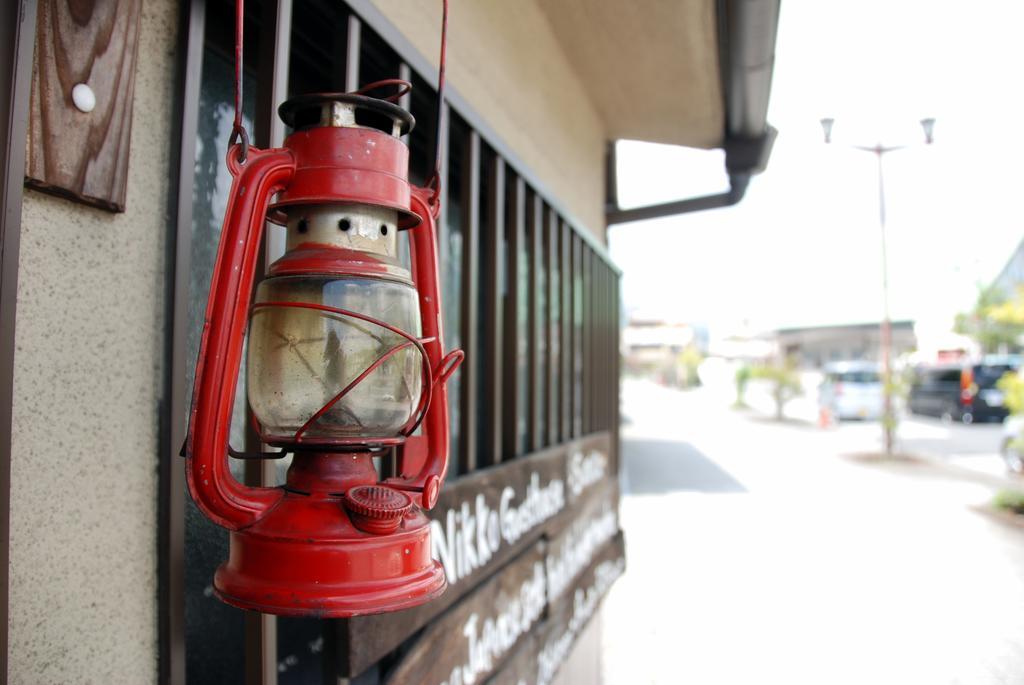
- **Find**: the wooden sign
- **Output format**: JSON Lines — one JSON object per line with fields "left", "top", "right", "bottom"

{"left": 384, "top": 532, "right": 626, "bottom": 685}
{"left": 26, "top": 0, "right": 142, "bottom": 212}
{"left": 335, "top": 432, "right": 614, "bottom": 676}
{"left": 385, "top": 541, "right": 548, "bottom": 685}
{"left": 489, "top": 535, "right": 626, "bottom": 685}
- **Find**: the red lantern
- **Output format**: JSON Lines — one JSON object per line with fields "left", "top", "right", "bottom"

{"left": 184, "top": 86, "right": 463, "bottom": 617}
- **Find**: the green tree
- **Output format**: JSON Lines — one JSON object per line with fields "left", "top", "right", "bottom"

{"left": 734, "top": 364, "right": 752, "bottom": 408}
{"left": 997, "top": 370, "right": 1024, "bottom": 416}
{"left": 751, "top": 357, "right": 802, "bottom": 421}
{"left": 996, "top": 370, "right": 1024, "bottom": 463}
{"left": 676, "top": 345, "right": 703, "bottom": 388}
{"left": 954, "top": 285, "right": 1024, "bottom": 353}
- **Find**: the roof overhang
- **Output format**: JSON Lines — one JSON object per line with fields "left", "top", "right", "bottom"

{"left": 538, "top": 0, "right": 781, "bottom": 224}
{"left": 536, "top": 0, "right": 726, "bottom": 150}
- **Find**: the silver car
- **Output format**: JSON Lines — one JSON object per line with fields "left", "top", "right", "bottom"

{"left": 818, "top": 361, "right": 884, "bottom": 421}
{"left": 1001, "top": 415, "right": 1024, "bottom": 474}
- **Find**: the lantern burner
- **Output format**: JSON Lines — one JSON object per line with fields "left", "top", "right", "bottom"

{"left": 284, "top": 203, "right": 401, "bottom": 261}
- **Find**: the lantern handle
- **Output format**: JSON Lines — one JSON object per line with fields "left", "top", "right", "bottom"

{"left": 353, "top": 78, "right": 412, "bottom": 103}
{"left": 385, "top": 188, "right": 462, "bottom": 510}
{"left": 185, "top": 144, "right": 295, "bottom": 531}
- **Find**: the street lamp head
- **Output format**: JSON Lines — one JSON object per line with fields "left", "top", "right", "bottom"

{"left": 920, "top": 117, "right": 936, "bottom": 144}
{"left": 820, "top": 117, "right": 835, "bottom": 144}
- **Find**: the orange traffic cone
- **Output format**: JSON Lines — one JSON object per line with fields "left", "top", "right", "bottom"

{"left": 818, "top": 406, "right": 833, "bottom": 428}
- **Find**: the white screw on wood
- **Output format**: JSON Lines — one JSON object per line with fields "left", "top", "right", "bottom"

{"left": 71, "top": 83, "right": 95, "bottom": 113}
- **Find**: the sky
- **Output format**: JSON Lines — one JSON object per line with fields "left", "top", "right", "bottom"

{"left": 609, "top": 0, "right": 1024, "bottom": 337}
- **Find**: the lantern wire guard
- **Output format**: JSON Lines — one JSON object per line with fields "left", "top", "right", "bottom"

{"left": 246, "top": 299, "right": 462, "bottom": 450}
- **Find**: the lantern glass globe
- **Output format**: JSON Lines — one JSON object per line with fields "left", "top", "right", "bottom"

{"left": 248, "top": 275, "right": 423, "bottom": 441}
{"left": 247, "top": 204, "right": 424, "bottom": 443}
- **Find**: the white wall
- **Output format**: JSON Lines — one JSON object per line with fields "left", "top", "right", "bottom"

{"left": 371, "top": 0, "right": 608, "bottom": 238}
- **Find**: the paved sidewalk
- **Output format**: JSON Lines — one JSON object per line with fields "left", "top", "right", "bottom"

{"left": 602, "top": 381, "right": 1024, "bottom": 685}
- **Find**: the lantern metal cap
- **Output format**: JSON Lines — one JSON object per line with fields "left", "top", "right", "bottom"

{"left": 279, "top": 92, "right": 415, "bottom": 136}
{"left": 345, "top": 485, "right": 413, "bottom": 534}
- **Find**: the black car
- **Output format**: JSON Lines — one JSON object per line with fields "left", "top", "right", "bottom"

{"left": 908, "top": 360, "right": 1019, "bottom": 424}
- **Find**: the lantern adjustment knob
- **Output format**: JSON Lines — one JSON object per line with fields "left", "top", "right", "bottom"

{"left": 344, "top": 485, "right": 413, "bottom": 535}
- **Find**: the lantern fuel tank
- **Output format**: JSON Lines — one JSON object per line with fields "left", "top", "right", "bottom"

{"left": 184, "top": 86, "right": 463, "bottom": 617}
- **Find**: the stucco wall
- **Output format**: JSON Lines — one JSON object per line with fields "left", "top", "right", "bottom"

{"left": 370, "top": 0, "right": 607, "bottom": 239}
{"left": 8, "top": 0, "right": 178, "bottom": 681}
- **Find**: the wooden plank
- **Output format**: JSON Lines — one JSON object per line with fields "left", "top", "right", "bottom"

{"left": 336, "top": 432, "right": 614, "bottom": 677}
{"left": 487, "top": 533, "right": 626, "bottom": 685}
{"left": 344, "top": 15, "right": 361, "bottom": 91}
{"left": 244, "top": 613, "right": 276, "bottom": 685}
{"left": 502, "top": 175, "right": 526, "bottom": 460}
{"left": 591, "top": 257, "right": 599, "bottom": 435}
{"left": 244, "top": 2, "right": 294, "bottom": 680}
{"left": 590, "top": 250, "right": 599, "bottom": 435}
{"left": 482, "top": 155, "right": 505, "bottom": 469}
{"left": 431, "top": 435, "right": 613, "bottom": 592}
{"left": 571, "top": 235, "right": 583, "bottom": 438}
{"left": 527, "top": 192, "right": 544, "bottom": 453}
{"left": 560, "top": 221, "right": 572, "bottom": 443}
{"left": 605, "top": 263, "right": 612, "bottom": 431}
{"left": 546, "top": 209, "right": 560, "bottom": 446}
{"left": 382, "top": 59, "right": 414, "bottom": 481}
{"left": 257, "top": 0, "right": 292, "bottom": 286}
{"left": 596, "top": 261, "right": 607, "bottom": 433}
{"left": 436, "top": 100, "right": 451, "bottom": 269}
{"left": 26, "top": 0, "right": 142, "bottom": 212}
{"left": 581, "top": 246, "right": 592, "bottom": 435}
{"left": 459, "top": 130, "right": 481, "bottom": 474}
{"left": 606, "top": 266, "right": 614, "bottom": 432}
{"left": 612, "top": 271, "right": 621, "bottom": 472}
{"left": 434, "top": 100, "right": 452, "bottom": 474}
{"left": 586, "top": 250, "right": 597, "bottom": 434}
{"left": 544, "top": 480, "right": 620, "bottom": 604}
{"left": 256, "top": 0, "right": 292, "bottom": 150}
{"left": 398, "top": 62, "right": 412, "bottom": 143}
{"left": 385, "top": 541, "right": 547, "bottom": 685}
{"left": 604, "top": 265, "right": 613, "bottom": 433}
{"left": 383, "top": 489, "right": 622, "bottom": 685}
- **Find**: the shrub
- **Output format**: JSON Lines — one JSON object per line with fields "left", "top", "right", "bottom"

{"left": 750, "top": 357, "right": 802, "bottom": 420}
{"left": 734, "top": 364, "right": 751, "bottom": 407}
{"left": 993, "top": 489, "right": 1024, "bottom": 515}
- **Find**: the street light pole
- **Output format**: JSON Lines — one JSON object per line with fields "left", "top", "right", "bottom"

{"left": 875, "top": 145, "right": 893, "bottom": 456}
{"left": 821, "top": 119, "right": 934, "bottom": 456}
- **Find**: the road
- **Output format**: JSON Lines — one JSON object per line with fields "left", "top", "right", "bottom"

{"left": 743, "top": 377, "right": 1011, "bottom": 481}
{"left": 601, "top": 380, "right": 1024, "bottom": 685}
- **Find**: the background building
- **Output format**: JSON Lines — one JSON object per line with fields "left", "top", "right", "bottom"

{"left": 622, "top": 316, "right": 707, "bottom": 383}
{"left": 775, "top": 320, "right": 917, "bottom": 368}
